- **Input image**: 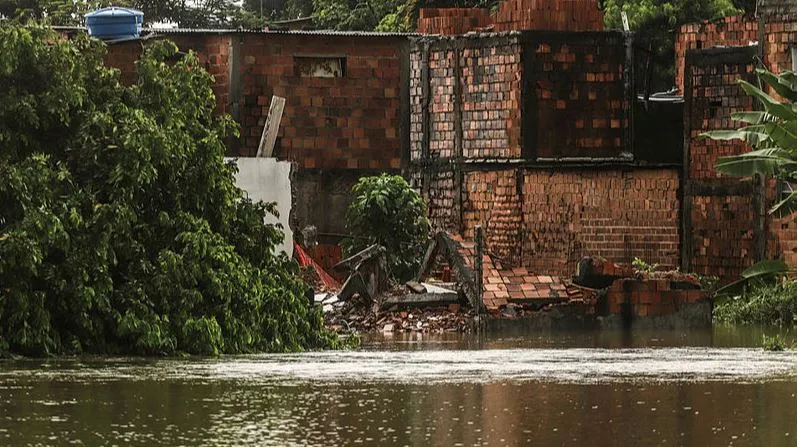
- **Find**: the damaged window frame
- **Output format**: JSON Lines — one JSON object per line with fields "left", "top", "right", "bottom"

{"left": 294, "top": 54, "right": 347, "bottom": 78}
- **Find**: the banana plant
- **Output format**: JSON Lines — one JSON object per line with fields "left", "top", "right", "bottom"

{"left": 701, "top": 68, "right": 796, "bottom": 291}
{"left": 701, "top": 68, "right": 796, "bottom": 217}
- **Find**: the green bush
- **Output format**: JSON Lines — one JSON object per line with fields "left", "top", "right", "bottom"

{"left": 0, "top": 22, "right": 339, "bottom": 356}
{"left": 343, "top": 174, "right": 430, "bottom": 282}
{"left": 714, "top": 279, "right": 797, "bottom": 326}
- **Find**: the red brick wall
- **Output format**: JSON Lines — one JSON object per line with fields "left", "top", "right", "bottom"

{"left": 104, "top": 41, "right": 141, "bottom": 85}
{"left": 428, "top": 46, "right": 457, "bottom": 159}
{"left": 522, "top": 169, "right": 681, "bottom": 276}
{"left": 409, "top": 34, "right": 525, "bottom": 161}
{"left": 104, "top": 36, "right": 231, "bottom": 115}
{"left": 426, "top": 169, "right": 460, "bottom": 234}
{"left": 675, "top": 15, "right": 796, "bottom": 95}
{"left": 492, "top": 0, "right": 603, "bottom": 32}
{"left": 417, "top": 1, "right": 603, "bottom": 35}
{"left": 766, "top": 179, "right": 798, "bottom": 271}
{"left": 239, "top": 34, "right": 403, "bottom": 167}
{"left": 686, "top": 61, "right": 756, "bottom": 180}
{"left": 168, "top": 35, "right": 231, "bottom": 115}
{"left": 446, "top": 168, "right": 681, "bottom": 275}
{"left": 417, "top": 8, "right": 492, "bottom": 35}
{"left": 106, "top": 33, "right": 404, "bottom": 167}
{"left": 462, "top": 39, "right": 523, "bottom": 158}
{"left": 526, "top": 33, "right": 627, "bottom": 158}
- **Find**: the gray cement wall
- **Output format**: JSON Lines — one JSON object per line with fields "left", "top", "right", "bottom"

{"left": 228, "top": 157, "right": 294, "bottom": 256}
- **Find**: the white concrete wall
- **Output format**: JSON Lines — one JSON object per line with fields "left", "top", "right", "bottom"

{"left": 227, "top": 157, "right": 293, "bottom": 256}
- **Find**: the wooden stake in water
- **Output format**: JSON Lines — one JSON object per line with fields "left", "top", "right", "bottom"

{"left": 475, "top": 225, "right": 484, "bottom": 314}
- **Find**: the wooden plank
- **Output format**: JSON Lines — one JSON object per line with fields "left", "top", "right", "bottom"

{"left": 382, "top": 292, "right": 460, "bottom": 308}
{"left": 256, "top": 95, "right": 286, "bottom": 158}
{"left": 405, "top": 281, "right": 426, "bottom": 294}
{"left": 415, "top": 238, "right": 439, "bottom": 281}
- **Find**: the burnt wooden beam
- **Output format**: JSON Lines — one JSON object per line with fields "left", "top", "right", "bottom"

{"left": 381, "top": 292, "right": 460, "bottom": 309}
{"left": 681, "top": 56, "right": 694, "bottom": 273}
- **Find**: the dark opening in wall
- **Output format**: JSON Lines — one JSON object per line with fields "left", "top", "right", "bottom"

{"left": 294, "top": 55, "right": 347, "bottom": 77}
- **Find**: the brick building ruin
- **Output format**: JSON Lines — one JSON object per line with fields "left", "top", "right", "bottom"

{"left": 90, "top": 0, "right": 796, "bottom": 292}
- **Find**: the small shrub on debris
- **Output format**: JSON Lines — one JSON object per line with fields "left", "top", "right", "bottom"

{"left": 714, "top": 279, "right": 797, "bottom": 327}
{"left": 0, "top": 23, "right": 338, "bottom": 356}
{"left": 343, "top": 174, "right": 430, "bottom": 282}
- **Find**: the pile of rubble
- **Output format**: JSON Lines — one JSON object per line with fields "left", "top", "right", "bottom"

{"left": 299, "top": 243, "right": 479, "bottom": 334}
{"left": 322, "top": 290, "right": 477, "bottom": 334}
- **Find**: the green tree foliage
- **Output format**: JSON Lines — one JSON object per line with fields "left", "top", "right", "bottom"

{"left": 343, "top": 174, "right": 430, "bottom": 282}
{"left": 0, "top": 22, "right": 339, "bottom": 356}
{"left": 602, "top": 0, "right": 740, "bottom": 91}
{"left": 312, "top": 0, "right": 403, "bottom": 30}
{"left": 0, "top": 0, "right": 242, "bottom": 28}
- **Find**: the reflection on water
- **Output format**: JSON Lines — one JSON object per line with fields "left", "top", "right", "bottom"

{"left": 0, "top": 327, "right": 795, "bottom": 446}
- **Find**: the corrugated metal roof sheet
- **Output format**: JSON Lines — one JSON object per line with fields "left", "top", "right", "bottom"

{"left": 54, "top": 25, "right": 416, "bottom": 37}
{"left": 147, "top": 28, "right": 417, "bottom": 37}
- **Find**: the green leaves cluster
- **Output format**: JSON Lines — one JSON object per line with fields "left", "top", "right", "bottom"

{"left": 713, "top": 278, "right": 797, "bottom": 326}
{"left": 0, "top": 22, "right": 338, "bottom": 356}
{"left": 343, "top": 174, "right": 430, "bottom": 282}
{"left": 602, "top": 0, "right": 740, "bottom": 91}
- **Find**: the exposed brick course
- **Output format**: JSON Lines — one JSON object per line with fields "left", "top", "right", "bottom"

{"left": 521, "top": 169, "right": 680, "bottom": 276}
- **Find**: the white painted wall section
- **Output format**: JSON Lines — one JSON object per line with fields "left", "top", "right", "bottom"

{"left": 227, "top": 157, "right": 293, "bottom": 256}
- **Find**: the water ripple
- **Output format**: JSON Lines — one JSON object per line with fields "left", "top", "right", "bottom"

{"left": 1, "top": 347, "right": 794, "bottom": 385}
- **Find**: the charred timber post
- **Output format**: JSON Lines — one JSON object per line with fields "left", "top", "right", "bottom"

{"left": 623, "top": 31, "right": 635, "bottom": 158}
{"left": 475, "top": 225, "right": 484, "bottom": 314}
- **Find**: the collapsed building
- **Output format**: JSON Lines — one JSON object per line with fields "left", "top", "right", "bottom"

{"left": 62, "top": 0, "right": 795, "bottom": 327}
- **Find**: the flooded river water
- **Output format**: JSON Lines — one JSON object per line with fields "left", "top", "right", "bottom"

{"left": 1, "top": 326, "right": 795, "bottom": 446}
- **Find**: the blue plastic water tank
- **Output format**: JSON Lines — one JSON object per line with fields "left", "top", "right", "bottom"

{"left": 85, "top": 7, "right": 144, "bottom": 40}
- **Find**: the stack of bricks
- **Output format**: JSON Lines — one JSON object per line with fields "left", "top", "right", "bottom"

{"left": 606, "top": 279, "right": 708, "bottom": 317}
{"left": 452, "top": 235, "right": 569, "bottom": 312}
{"left": 492, "top": 0, "right": 604, "bottom": 32}
{"left": 522, "top": 170, "right": 681, "bottom": 277}
{"left": 527, "top": 34, "right": 627, "bottom": 158}
{"left": 462, "top": 170, "right": 523, "bottom": 264}
{"left": 461, "top": 38, "right": 523, "bottom": 159}
{"left": 675, "top": 14, "right": 796, "bottom": 95}
{"left": 417, "top": 8, "right": 493, "bottom": 35}
{"left": 239, "top": 34, "right": 402, "bottom": 166}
